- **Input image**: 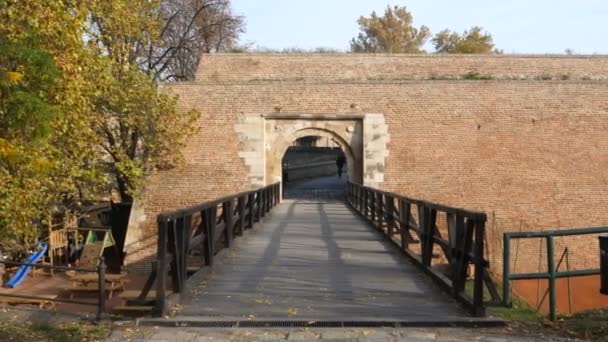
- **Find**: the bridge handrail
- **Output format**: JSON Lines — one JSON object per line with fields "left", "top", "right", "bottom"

{"left": 151, "top": 182, "right": 281, "bottom": 316}
{"left": 346, "top": 181, "right": 495, "bottom": 317}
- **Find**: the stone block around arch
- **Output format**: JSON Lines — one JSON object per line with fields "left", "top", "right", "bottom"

{"left": 234, "top": 113, "right": 389, "bottom": 191}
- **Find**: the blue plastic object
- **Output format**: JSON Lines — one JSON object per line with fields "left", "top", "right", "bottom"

{"left": 5, "top": 243, "right": 48, "bottom": 288}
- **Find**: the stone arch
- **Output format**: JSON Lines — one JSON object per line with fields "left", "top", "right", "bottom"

{"left": 234, "top": 113, "right": 388, "bottom": 190}
{"left": 272, "top": 127, "right": 361, "bottom": 186}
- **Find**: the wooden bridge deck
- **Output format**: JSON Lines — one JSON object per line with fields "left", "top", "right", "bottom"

{"left": 180, "top": 200, "right": 469, "bottom": 321}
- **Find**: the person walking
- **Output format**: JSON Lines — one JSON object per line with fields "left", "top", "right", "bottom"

{"left": 336, "top": 155, "right": 346, "bottom": 178}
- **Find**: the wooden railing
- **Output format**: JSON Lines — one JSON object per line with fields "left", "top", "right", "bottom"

{"left": 347, "top": 181, "right": 497, "bottom": 316}
{"left": 149, "top": 182, "right": 281, "bottom": 315}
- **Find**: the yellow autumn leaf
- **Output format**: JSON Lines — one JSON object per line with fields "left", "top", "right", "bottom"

{"left": 6, "top": 71, "right": 24, "bottom": 84}
{"left": 287, "top": 307, "right": 298, "bottom": 316}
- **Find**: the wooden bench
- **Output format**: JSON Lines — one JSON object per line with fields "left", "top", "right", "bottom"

{"left": 118, "top": 290, "right": 173, "bottom": 303}
{"left": 0, "top": 295, "right": 58, "bottom": 309}
{"left": 112, "top": 305, "right": 154, "bottom": 313}
{"left": 113, "top": 290, "right": 174, "bottom": 313}
{"left": 67, "top": 271, "right": 128, "bottom": 285}
{"left": 66, "top": 280, "right": 128, "bottom": 299}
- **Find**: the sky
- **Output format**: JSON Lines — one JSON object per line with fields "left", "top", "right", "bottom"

{"left": 230, "top": 0, "right": 607, "bottom": 54}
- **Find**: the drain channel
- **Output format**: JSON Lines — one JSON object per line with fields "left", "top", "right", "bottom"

{"left": 139, "top": 319, "right": 505, "bottom": 329}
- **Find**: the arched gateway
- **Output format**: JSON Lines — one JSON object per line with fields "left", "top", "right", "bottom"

{"left": 234, "top": 113, "right": 389, "bottom": 191}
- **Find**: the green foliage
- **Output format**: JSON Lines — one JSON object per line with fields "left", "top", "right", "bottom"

{"left": 0, "top": 39, "right": 63, "bottom": 256}
{"left": 0, "top": 321, "right": 110, "bottom": 342}
{"left": 433, "top": 26, "right": 499, "bottom": 54}
{"left": 92, "top": 62, "right": 198, "bottom": 201}
{"left": 0, "top": 40, "right": 60, "bottom": 142}
{"left": 0, "top": 0, "right": 200, "bottom": 253}
{"left": 88, "top": 0, "right": 200, "bottom": 201}
{"left": 350, "top": 5, "right": 430, "bottom": 53}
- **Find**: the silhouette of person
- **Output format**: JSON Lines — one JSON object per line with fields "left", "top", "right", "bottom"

{"left": 336, "top": 155, "right": 346, "bottom": 178}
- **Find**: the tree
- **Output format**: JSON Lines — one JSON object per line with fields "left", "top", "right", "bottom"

{"left": 432, "top": 26, "right": 497, "bottom": 54}
{"left": 0, "top": 39, "right": 63, "bottom": 255}
{"left": 0, "top": 1, "right": 110, "bottom": 255}
{"left": 87, "top": 0, "right": 200, "bottom": 201}
{"left": 0, "top": 0, "right": 202, "bottom": 252}
{"left": 350, "top": 5, "right": 430, "bottom": 53}
{"left": 142, "top": 0, "right": 245, "bottom": 81}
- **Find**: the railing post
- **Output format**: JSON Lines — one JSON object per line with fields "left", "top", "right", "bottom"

{"left": 377, "top": 192, "right": 384, "bottom": 231}
{"left": 386, "top": 196, "right": 395, "bottom": 237}
{"left": 237, "top": 196, "right": 245, "bottom": 236}
{"left": 370, "top": 190, "right": 376, "bottom": 223}
{"left": 256, "top": 191, "right": 262, "bottom": 221}
{"left": 223, "top": 200, "right": 234, "bottom": 247}
{"left": 419, "top": 205, "right": 432, "bottom": 266}
{"left": 202, "top": 208, "right": 215, "bottom": 266}
{"left": 503, "top": 234, "right": 511, "bottom": 307}
{"left": 363, "top": 188, "right": 369, "bottom": 218}
{"left": 547, "top": 235, "right": 556, "bottom": 321}
{"left": 96, "top": 257, "right": 106, "bottom": 320}
{"left": 261, "top": 188, "right": 266, "bottom": 214}
{"left": 248, "top": 193, "right": 255, "bottom": 227}
{"left": 169, "top": 218, "right": 182, "bottom": 293}
{"left": 399, "top": 199, "right": 411, "bottom": 250}
{"left": 359, "top": 186, "right": 364, "bottom": 213}
{"left": 155, "top": 217, "right": 168, "bottom": 316}
{"left": 276, "top": 183, "right": 280, "bottom": 205}
{"left": 473, "top": 218, "right": 486, "bottom": 317}
{"left": 181, "top": 215, "right": 192, "bottom": 293}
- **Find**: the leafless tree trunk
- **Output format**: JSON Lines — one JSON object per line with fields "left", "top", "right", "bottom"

{"left": 141, "top": 0, "right": 245, "bottom": 81}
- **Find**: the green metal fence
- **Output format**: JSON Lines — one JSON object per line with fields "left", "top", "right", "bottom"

{"left": 503, "top": 226, "right": 608, "bottom": 321}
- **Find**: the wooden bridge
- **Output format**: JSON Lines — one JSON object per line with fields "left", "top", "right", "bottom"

{"left": 132, "top": 177, "right": 501, "bottom": 327}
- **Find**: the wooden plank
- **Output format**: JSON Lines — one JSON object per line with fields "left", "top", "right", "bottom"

{"left": 181, "top": 202, "right": 469, "bottom": 321}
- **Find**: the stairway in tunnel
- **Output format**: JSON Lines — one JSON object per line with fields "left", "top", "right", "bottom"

{"left": 177, "top": 200, "right": 473, "bottom": 322}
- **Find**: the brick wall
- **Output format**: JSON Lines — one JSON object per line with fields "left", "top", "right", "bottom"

{"left": 131, "top": 54, "right": 608, "bottom": 277}
{"left": 196, "top": 54, "right": 608, "bottom": 82}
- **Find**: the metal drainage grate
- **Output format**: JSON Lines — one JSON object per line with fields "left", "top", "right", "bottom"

{"left": 169, "top": 321, "right": 237, "bottom": 328}
{"left": 140, "top": 319, "right": 505, "bottom": 329}
{"left": 341, "top": 321, "right": 399, "bottom": 328}
{"left": 239, "top": 321, "right": 345, "bottom": 328}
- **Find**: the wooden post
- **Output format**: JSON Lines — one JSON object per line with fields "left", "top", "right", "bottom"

{"left": 155, "top": 218, "right": 168, "bottom": 316}
{"left": 248, "top": 193, "right": 255, "bottom": 228}
{"left": 223, "top": 200, "right": 234, "bottom": 247}
{"left": 237, "top": 196, "right": 245, "bottom": 236}
{"left": 256, "top": 191, "right": 262, "bottom": 221}
{"left": 377, "top": 192, "right": 384, "bottom": 231}
{"left": 399, "top": 200, "right": 411, "bottom": 250}
{"left": 169, "top": 219, "right": 182, "bottom": 293}
{"left": 359, "top": 186, "right": 364, "bottom": 213}
{"left": 473, "top": 218, "right": 486, "bottom": 317}
{"left": 386, "top": 195, "right": 395, "bottom": 237}
{"left": 181, "top": 215, "right": 192, "bottom": 293}
{"left": 202, "top": 208, "right": 216, "bottom": 266}
{"left": 370, "top": 190, "right": 376, "bottom": 222}
{"left": 96, "top": 257, "right": 106, "bottom": 320}
{"left": 418, "top": 205, "right": 431, "bottom": 266}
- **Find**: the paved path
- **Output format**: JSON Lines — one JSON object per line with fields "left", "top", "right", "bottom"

{"left": 107, "top": 325, "right": 553, "bottom": 342}
{"left": 283, "top": 175, "right": 348, "bottom": 200}
{"left": 178, "top": 200, "right": 467, "bottom": 321}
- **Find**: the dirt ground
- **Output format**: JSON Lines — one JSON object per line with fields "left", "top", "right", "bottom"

{"left": 0, "top": 269, "right": 149, "bottom": 315}
{"left": 512, "top": 275, "right": 608, "bottom": 315}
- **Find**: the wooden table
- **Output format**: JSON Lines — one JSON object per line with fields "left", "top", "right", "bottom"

{"left": 66, "top": 272, "right": 129, "bottom": 299}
